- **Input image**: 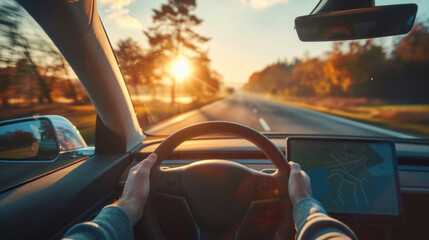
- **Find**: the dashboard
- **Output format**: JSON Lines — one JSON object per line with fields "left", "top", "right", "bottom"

{"left": 136, "top": 135, "right": 429, "bottom": 239}
{"left": 139, "top": 137, "right": 429, "bottom": 195}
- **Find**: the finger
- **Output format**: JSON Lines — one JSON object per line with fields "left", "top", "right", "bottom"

{"left": 289, "top": 161, "right": 301, "bottom": 172}
{"left": 140, "top": 153, "right": 157, "bottom": 170}
{"left": 147, "top": 153, "right": 157, "bottom": 162}
{"left": 301, "top": 170, "right": 309, "bottom": 177}
{"left": 129, "top": 154, "right": 157, "bottom": 175}
{"left": 130, "top": 161, "right": 143, "bottom": 172}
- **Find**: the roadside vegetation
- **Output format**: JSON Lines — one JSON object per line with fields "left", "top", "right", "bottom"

{"left": 260, "top": 95, "right": 429, "bottom": 137}
{"left": 245, "top": 21, "right": 429, "bottom": 137}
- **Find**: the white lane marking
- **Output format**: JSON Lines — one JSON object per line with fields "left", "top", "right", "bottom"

{"left": 252, "top": 108, "right": 258, "bottom": 113}
{"left": 259, "top": 118, "right": 271, "bottom": 132}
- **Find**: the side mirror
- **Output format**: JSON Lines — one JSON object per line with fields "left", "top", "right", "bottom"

{"left": 0, "top": 116, "right": 87, "bottom": 161}
{"left": 295, "top": 4, "right": 417, "bottom": 42}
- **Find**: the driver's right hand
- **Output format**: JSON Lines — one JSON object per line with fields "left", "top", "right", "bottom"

{"left": 287, "top": 161, "right": 313, "bottom": 206}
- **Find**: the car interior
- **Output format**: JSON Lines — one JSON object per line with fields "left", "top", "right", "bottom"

{"left": 0, "top": 0, "right": 428, "bottom": 239}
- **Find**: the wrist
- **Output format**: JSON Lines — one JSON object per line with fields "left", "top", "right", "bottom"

{"left": 293, "top": 198, "right": 327, "bottom": 234}
{"left": 117, "top": 199, "right": 140, "bottom": 225}
{"left": 293, "top": 197, "right": 312, "bottom": 207}
{"left": 291, "top": 193, "right": 312, "bottom": 206}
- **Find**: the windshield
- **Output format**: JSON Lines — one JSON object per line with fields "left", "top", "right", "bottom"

{"left": 100, "top": 0, "right": 429, "bottom": 138}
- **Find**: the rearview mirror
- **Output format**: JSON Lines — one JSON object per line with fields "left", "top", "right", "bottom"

{"left": 295, "top": 4, "right": 417, "bottom": 42}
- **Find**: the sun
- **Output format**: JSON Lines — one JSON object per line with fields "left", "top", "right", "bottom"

{"left": 171, "top": 58, "right": 191, "bottom": 81}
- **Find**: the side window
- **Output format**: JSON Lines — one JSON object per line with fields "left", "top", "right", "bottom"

{"left": 0, "top": 0, "right": 96, "bottom": 145}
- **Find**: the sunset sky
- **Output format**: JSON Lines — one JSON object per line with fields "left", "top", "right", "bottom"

{"left": 98, "top": 0, "right": 429, "bottom": 88}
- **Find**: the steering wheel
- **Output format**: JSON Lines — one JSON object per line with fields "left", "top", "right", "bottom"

{"left": 136, "top": 122, "right": 294, "bottom": 240}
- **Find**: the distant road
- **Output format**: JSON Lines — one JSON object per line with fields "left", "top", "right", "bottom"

{"left": 147, "top": 94, "right": 413, "bottom": 138}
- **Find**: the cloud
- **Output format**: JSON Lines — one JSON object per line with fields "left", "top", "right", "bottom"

{"left": 116, "top": 14, "right": 143, "bottom": 29}
{"left": 240, "top": 0, "right": 289, "bottom": 9}
{"left": 100, "top": 0, "right": 142, "bottom": 29}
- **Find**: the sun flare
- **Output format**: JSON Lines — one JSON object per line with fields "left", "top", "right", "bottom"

{"left": 171, "top": 58, "right": 191, "bottom": 81}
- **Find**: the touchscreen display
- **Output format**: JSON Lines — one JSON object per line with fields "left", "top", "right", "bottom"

{"left": 287, "top": 138, "right": 402, "bottom": 223}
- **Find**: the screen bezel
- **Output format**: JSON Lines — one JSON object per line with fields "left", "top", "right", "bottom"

{"left": 286, "top": 136, "right": 403, "bottom": 225}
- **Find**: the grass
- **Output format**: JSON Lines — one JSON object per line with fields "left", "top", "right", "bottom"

{"left": 263, "top": 94, "right": 429, "bottom": 138}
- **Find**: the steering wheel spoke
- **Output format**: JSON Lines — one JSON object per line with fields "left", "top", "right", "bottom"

{"left": 152, "top": 167, "right": 184, "bottom": 196}
{"left": 254, "top": 172, "right": 283, "bottom": 201}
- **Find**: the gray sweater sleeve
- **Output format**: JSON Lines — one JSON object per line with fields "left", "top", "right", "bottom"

{"left": 62, "top": 205, "right": 133, "bottom": 240}
{"left": 293, "top": 198, "right": 358, "bottom": 240}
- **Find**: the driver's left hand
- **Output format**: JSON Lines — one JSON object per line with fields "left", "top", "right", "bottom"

{"left": 117, "top": 153, "right": 157, "bottom": 225}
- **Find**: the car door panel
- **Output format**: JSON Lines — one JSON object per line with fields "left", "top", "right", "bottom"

{"left": 0, "top": 154, "right": 131, "bottom": 240}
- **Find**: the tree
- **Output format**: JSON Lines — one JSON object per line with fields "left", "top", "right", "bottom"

{"left": 324, "top": 40, "right": 386, "bottom": 97}
{"left": 243, "top": 61, "right": 296, "bottom": 93}
{"left": 0, "top": 0, "right": 52, "bottom": 104}
{"left": 115, "top": 38, "right": 148, "bottom": 96}
{"left": 0, "top": 1, "right": 24, "bottom": 106}
{"left": 187, "top": 52, "right": 222, "bottom": 97}
{"left": 245, "top": 40, "right": 387, "bottom": 98}
{"left": 48, "top": 47, "right": 79, "bottom": 104}
{"left": 389, "top": 21, "right": 429, "bottom": 101}
{"left": 0, "top": 67, "right": 14, "bottom": 108}
{"left": 291, "top": 58, "right": 328, "bottom": 96}
{"left": 144, "top": 0, "right": 210, "bottom": 103}
{"left": 395, "top": 22, "right": 429, "bottom": 64}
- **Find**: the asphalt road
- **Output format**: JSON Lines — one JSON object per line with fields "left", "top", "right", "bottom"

{"left": 147, "top": 94, "right": 412, "bottom": 138}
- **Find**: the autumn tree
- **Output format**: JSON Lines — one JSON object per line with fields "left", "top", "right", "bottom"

{"left": 144, "top": 0, "right": 211, "bottom": 103}
{"left": 291, "top": 58, "right": 329, "bottom": 96}
{"left": 245, "top": 40, "right": 386, "bottom": 98}
{"left": 395, "top": 22, "right": 429, "bottom": 64}
{"left": 327, "top": 40, "right": 386, "bottom": 97}
{"left": 389, "top": 21, "right": 429, "bottom": 101}
{"left": 244, "top": 61, "right": 296, "bottom": 93}
{"left": 245, "top": 21, "right": 429, "bottom": 103}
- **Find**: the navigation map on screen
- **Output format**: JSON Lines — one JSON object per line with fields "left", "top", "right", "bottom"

{"left": 288, "top": 139, "right": 401, "bottom": 218}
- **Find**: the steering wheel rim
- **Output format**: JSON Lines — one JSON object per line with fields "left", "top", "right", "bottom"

{"left": 137, "top": 121, "right": 294, "bottom": 240}
{"left": 153, "top": 121, "right": 290, "bottom": 175}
